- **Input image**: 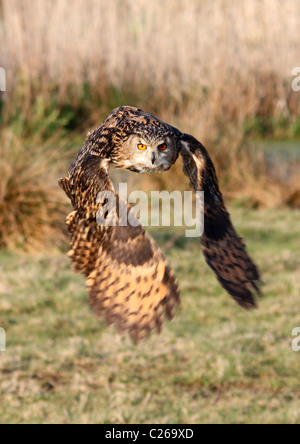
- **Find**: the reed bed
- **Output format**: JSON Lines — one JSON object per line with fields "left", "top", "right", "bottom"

{"left": 1, "top": 0, "right": 299, "bottom": 123}
{"left": 0, "top": 0, "right": 299, "bottom": 247}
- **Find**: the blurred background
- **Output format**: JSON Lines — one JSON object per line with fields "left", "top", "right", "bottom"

{"left": 0, "top": 0, "right": 299, "bottom": 424}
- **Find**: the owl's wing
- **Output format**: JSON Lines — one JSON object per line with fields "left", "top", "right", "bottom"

{"left": 179, "top": 133, "right": 261, "bottom": 309}
{"left": 59, "top": 153, "right": 180, "bottom": 342}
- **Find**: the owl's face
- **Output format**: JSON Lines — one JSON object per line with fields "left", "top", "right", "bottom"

{"left": 114, "top": 133, "right": 179, "bottom": 173}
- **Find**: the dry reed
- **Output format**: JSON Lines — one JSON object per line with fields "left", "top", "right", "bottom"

{"left": 0, "top": 0, "right": 299, "bottom": 247}
{"left": 1, "top": 0, "right": 299, "bottom": 127}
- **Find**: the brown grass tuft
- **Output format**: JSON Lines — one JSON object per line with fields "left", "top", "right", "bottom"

{"left": 0, "top": 129, "right": 68, "bottom": 250}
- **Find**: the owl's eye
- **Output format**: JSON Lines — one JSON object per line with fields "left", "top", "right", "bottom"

{"left": 137, "top": 143, "right": 147, "bottom": 151}
{"left": 158, "top": 143, "right": 167, "bottom": 151}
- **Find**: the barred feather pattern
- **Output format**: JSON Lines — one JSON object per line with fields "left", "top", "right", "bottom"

{"left": 180, "top": 134, "right": 261, "bottom": 309}
{"left": 59, "top": 151, "right": 180, "bottom": 342}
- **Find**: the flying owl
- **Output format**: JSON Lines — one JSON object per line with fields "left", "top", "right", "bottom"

{"left": 59, "top": 106, "right": 261, "bottom": 342}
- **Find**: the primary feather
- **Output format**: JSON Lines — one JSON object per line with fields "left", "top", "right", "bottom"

{"left": 180, "top": 133, "right": 261, "bottom": 309}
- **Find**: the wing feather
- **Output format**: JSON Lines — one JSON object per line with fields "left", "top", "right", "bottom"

{"left": 59, "top": 153, "right": 180, "bottom": 341}
{"left": 180, "top": 134, "right": 261, "bottom": 309}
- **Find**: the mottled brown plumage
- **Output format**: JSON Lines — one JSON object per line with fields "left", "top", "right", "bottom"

{"left": 59, "top": 106, "right": 261, "bottom": 341}
{"left": 180, "top": 134, "right": 261, "bottom": 309}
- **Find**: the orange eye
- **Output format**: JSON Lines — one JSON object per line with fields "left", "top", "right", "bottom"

{"left": 158, "top": 143, "right": 167, "bottom": 151}
{"left": 137, "top": 143, "right": 147, "bottom": 151}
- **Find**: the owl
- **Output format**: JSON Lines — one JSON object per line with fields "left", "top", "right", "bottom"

{"left": 59, "top": 106, "right": 261, "bottom": 342}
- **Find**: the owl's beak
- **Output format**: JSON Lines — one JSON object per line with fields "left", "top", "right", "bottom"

{"left": 151, "top": 153, "right": 156, "bottom": 164}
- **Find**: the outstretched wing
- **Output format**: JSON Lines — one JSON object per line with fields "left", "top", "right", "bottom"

{"left": 59, "top": 153, "right": 180, "bottom": 342}
{"left": 179, "top": 134, "right": 261, "bottom": 309}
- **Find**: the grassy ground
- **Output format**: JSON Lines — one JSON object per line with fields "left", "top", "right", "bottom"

{"left": 0, "top": 207, "right": 299, "bottom": 424}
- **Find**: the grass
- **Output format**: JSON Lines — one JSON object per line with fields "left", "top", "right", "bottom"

{"left": 0, "top": 128, "right": 81, "bottom": 249}
{"left": 0, "top": 207, "right": 299, "bottom": 424}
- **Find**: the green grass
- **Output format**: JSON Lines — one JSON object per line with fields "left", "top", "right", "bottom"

{"left": 0, "top": 207, "right": 299, "bottom": 424}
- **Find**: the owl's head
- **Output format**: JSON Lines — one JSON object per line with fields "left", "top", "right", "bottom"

{"left": 109, "top": 109, "right": 182, "bottom": 173}
{"left": 79, "top": 107, "right": 182, "bottom": 174}
{"left": 114, "top": 131, "right": 180, "bottom": 173}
